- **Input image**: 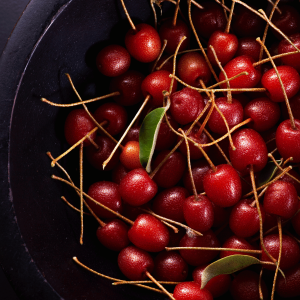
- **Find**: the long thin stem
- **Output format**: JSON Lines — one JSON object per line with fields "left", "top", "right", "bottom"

{"left": 79, "top": 142, "right": 84, "bottom": 245}
{"left": 225, "top": 1, "right": 235, "bottom": 33}
{"left": 119, "top": 0, "right": 136, "bottom": 30}
{"left": 152, "top": 39, "right": 168, "bottom": 73}
{"left": 172, "top": 0, "right": 181, "bottom": 26}
{"left": 61, "top": 196, "right": 91, "bottom": 215}
{"left": 166, "top": 246, "right": 262, "bottom": 254}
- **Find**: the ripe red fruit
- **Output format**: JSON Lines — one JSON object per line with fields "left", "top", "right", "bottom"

{"left": 125, "top": 23, "right": 161, "bottom": 63}
{"left": 87, "top": 181, "right": 123, "bottom": 219}
{"left": 173, "top": 282, "right": 213, "bottom": 300}
{"left": 170, "top": 87, "right": 205, "bottom": 125}
{"left": 276, "top": 119, "right": 300, "bottom": 163}
{"left": 119, "top": 141, "right": 142, "bottom": 170}
{"left": 235, "top": 37, "right": 261, "bottom": 62}
{"left": 229, "top": 199, "right": 265, "bottom": 238}
{"left": 261, "top": 234, "right": 300, "bottom": 270}
{"left": 96, "top": 45, "right": 130, "bottom": 77}
{"left": 219, "top": 55, "right": 261, "bottom": 92}
{"left": 64, "top": 109, "right": 96, "bottom": 146}
{"left": 128, "top": 214, "right": 169, "bottom": 252}
{"left": 203, "top": 164, "right": 242, "bottom": 208}
{"left": 118, "top": 246, "right": 154, "bottom": 280}
{"left": 229, "top": 128, "right": 268, "bottom": 174}
{"left": 193, "top": 265, "right": 231, "bottom": 298}
{"left": 183, "top": 194, "right": 214, "bottom": 233}
{"left": 207, "top": 31, "right": 238, "bottom": 66}
{"left": 153, "top": 251, "right": 188, "bottom": 282}
{"left": 261, "top": 65, "right": 300, "bottom": 102}
{"left": 281, "top": 91, "right": 300, "bottom": 121}
{"left": 96, "top": 219, "right": 129, "bottom": 251}
{"left": 152, "top": 186, "right": 188, "bottom": 223}
{"left": 119, "top": 168, "right": 157, "bottom": 206}
{"left": 93, "top": 102, "right": 127, "bottom": 136}
{"left": 177, "top": 52, "right": 211, "bottom": 87}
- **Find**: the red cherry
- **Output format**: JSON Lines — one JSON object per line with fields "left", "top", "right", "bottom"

{"left": 119, "top": 141, "right": 142, "bottom": 170}
{"left": 128, "top": 214, "right": 169, "bottom": 252}
{"left": 219, "top": 55, "right": 261, "bottom": 92}
{"left": 191, "top": 1, "right": 226, "bottom": 39}
{"left": 261, "top": 234, "right": 300, "bottom": 270}
{"left": 119, "top": 168, "right": 157, "bottom": 206}
{"left": 230, "top": 270, "right": 269, "bottom": 300}
{"left": 123, "top": 125, "right": 140, "bottom": 145}
{"left": 118, "top": 245, "right": 154, "bottom": 280}
{"left": 64, "top": 109, "right": 96, "bottom": 146}
{"left": 263, "top": 180, "right": 298, "bottom": 219}
{"left": 173, "top": 282, "right": 213, "bottom": 300}
{"left": 207, "top": 97, "right": 244, "bottom": 135}
{"left": 111, "top": 162, "right": 129, "bottom": 185}
{"left": 109, "top": 70, "right": 144, "bottom": 106}
{"left": 281, "top": 91, "right": 300, "bottom": 121}
{"left": 87, "top": 181, "right": 123, "bottom": 219}
{"left": 229, "top": 128, "right": 268, "bottom": 173}
{"left": 85, "top": 136, "right": 120, "bottom": 171}
{"left": 207, "top": 31, "right": 238, "bottom": 66}
{"left": 159, "top": 18, "right": 190, "bottom": 54}
{"left": 244, "top": 97, "right": 281, "bottom": 132}
{"left": 179, "top": 230, "right": 220, "bottom": 266}
{"left": 261, "top": 65, "right": 300, "bottom": 102}
{"left": 96, "top": 45, "right": 130, "bottom": 77}
{"left": 276, "top": 119, "right": 300, "bottom": 163}
{"left": 170, "top": 87, "right": 205, "bottom": 125}
{"left": 153, "top": 251, "right": 188, "bottom": 282}
{"left": 93, "top": 102, "right": 127, "bottom": 136}
{"left": 177, "top": 52, "right": 211, "bottom": 87}
{"left": 235, "top": 37, "right": 261, "bottom": 62}
{"left": 278, "top": 169, "right": 300, "bottom": 194}
{"left": 183, "top": 194, "right": 214, "bottom": 233}
{"left": 229, "top": 199, "right": 265, "bottom": 238}
{"left": 141, "top": 70, "right": 177, "bottom": 107}
{"left": 152, "top": 186, "right": 189, "bottom": 223}
{"left": 152, "top": 150, "right": 186, "bottom": 188}
{"left": 125, "top": 23, "right": 161, "bottom": 63}
{"left": 192, "top": 264, "right": 231, "bottom": 298}
{"left": 96, "top": 219, "right": 129, "bottom": 251}
{"left": 203, "top": 164, "right": 242, "bottom": 208}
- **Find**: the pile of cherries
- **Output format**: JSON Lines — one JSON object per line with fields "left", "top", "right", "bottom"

{"left": 46, "top": 0, "right": 300, "bottom": 299}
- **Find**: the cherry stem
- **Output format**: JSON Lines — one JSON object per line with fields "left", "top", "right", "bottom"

{"left": 271, "top": 216, "right": 282, "bottom": 300}
{"left": 113, "top": 280, "right": 179, "bottom": 285}
{"left": 257, "top": 37, "right": 296, "bottom": 130}
{"left": 169, "top": 74, "right": 266, "bottom": 93}
{"left": 225, "top": 0, "right": 235, "bottom": 33}
{"left": 267, "top": 0, "right": 282, "bottom": 14}
{"left": 146, "top": 271, "right": 176, "bottom": 300}
{"left": 195, "top": 143, "right": 216, "bottom": 173}
{"left": 51, "top": 175, "right": 134, "bottom": 225}
{"left": 188, "top": 0, "right": 219, "bottom": 82}
{"left": 79, "top": 142, "right": 84, "bottom": 245}
{"left": 119, "top": 0, "right": 136, "bottom": 31}
{"left": 221, "top": 0, "right": 228, "bottom": 20}
{"left": 87, "top": 136, "right": 99, "bottom": 149}
{"left": 152, "top": 39, "right": 168, "bottom": 73}
{"left": 179, "top": 128, "right": 199, "bottom": 200}
{"left": 165, "top": 246, "right": 262, "bottom": 254}
{"left": 207, "top": 71, "right": 248, "bottom": 89}
{"left": 208, "top": 45, "right": 232, "bottom": 103}
{"left": 214, "top": 0, "right": 232, "bottom": 14}
{"left": 61, "top": 196, "right": 91, "bottom": 216}
{"left": 73, "top": 257, "right": 164, "bottom": 294}
{"left": 103, "top": 94, "right": 151, "bottom": 169}
{"left": 254, "top": 50, "right": 300, "bottom": 67}
{"left": 259, "top": 267, "right": 264, "bottom": 300}
{"left": 172, "top": 0, "right": 181, "bottom": 27}
{"left": 41, "top": 91, "right": 120, "bottom": 107}
{"left": 51, "top": 127, "right": 98, "bottom": 167}
{"left": 283, "top": 157, "right": 293, "bottom": 167}
{"left": 141, "top": 207, "right": 202, "bottom": 236}
{"left": 259, "top": 0, "right": 280, "bottom": 61}
{"left": 190, "top": 0, "right": 203, "bottom": 10}
{"left": 250, "top": 165, "right": 277, "bottom": 265}
{"left": 150, "top": 0, "right": 158, "bottom": 29}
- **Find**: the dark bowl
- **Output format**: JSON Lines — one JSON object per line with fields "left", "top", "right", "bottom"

{"left": 0, "top": 0, "right": 171, "bottom": 299}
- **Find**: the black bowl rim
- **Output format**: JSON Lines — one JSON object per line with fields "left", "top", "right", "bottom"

{"left": 0, "top": 0, "right": 71, "bottom": 299}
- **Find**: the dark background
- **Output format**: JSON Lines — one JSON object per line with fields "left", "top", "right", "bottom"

{"left": 0, "top": 0, "right": 30, "bottom": 299}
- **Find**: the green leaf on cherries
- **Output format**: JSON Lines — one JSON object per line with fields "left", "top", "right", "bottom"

{"left": 257, "top": 159, "right": 282, "bottom": 187}
{"left": 139, "top": 96, "right": 170, "bottom": 173}
{"left": 200, "top": 255, "right": 262, "bottom": 289}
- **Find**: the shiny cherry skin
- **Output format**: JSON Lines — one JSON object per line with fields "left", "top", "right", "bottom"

{"left": 118, "top": 245, "right": 154, "bottom": 280}
{"left": 276, "top": 119, "right": 300, "bottom": 163}
{"left": 96, "top": 44, "right": 130, "bottom": 77}
{"left": 173, "top": 282, "right": 213, "bottom": 300}
{"left": 261, "top": 65, "right": 300, "bottom": 102}
{"left": 128, "top": 214, "right": 169, "bottom": 252}
{"left": 64, "top": 109, "right": 96, "bottom": 146}
{"left": 119, "top": 168, "right": 157, "bottom": 206}
{"left": 203, "top": 164, "right": 242, "bottom": 208}
{"left": 96, "top": 219, "right": 129, "bottom": 251}
{"left": 229, "top": 128, "right": 268, "bottom": 174}
{"left": 235, "top": 37, "right": 261, "bottom": 62}
{"left": 125, "top": 23, "right": 161, "bottom": 63}
{"left": 119, "top": 141, "right": 142, "bottom": 170}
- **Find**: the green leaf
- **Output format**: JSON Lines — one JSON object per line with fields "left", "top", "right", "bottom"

{"left": 201, "top": 255, "right": 261, "bottom": 289}
{"left": 139, "top": 98, "right": 170, "bottom": 173}
{"left": 257, "top": 160, "right": 282, "bottom": 187}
